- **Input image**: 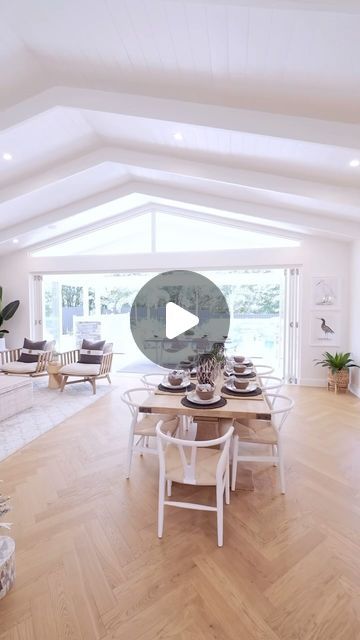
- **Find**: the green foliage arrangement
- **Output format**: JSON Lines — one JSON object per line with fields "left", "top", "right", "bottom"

{"left": 314, "top": 351, "right": 359, "bottom": 372}
{"left": 0, "top": 287, "right": 20, "bottom": 338}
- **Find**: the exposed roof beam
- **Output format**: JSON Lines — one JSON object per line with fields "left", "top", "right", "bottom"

{"left": 193, "top": 0, "right": 360, "bottom": 13}
{"left": 2, "top": 179, "right": 359, "bottom": 253}
{"left": 2, "top": 86, "right": 360, "bottom": 149}
{"left": 0, "top": 182, "right": 140, "bottom": 247}
{"left": 135, "top": 182, "right": 360, "bottom": 241}
{"left": 2, "top": 144, "right": 360, "bottom": 213}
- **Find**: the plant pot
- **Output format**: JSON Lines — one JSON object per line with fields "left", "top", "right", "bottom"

{"left": 0, "top": 536, "right": 15, "bottom": 599}
{"left": 197, "top": 354, "right": 216, "bottom": 385}
{"left": 328, "top": 368, "right": 349, "bottom": 393}
{"left": 0, "top": 337, "right": 6, "bottom": 352}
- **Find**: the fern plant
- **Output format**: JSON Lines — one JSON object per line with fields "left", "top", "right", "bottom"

{"left": 314, "top": 352, "right": 359, "bottom": 372}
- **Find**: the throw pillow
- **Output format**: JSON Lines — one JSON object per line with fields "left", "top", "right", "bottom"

{"left": 18, "top": 338, "right": 47, "bottom": 363}
{"left": 78, "top": 339, "right": 105, "bottom": 364}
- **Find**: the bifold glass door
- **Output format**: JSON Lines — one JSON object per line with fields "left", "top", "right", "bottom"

{"left": 283, "top": 267, "right": 301, "bottom": 383}
{"left": 34, "top": 268, "right": 300, "bottom": 379}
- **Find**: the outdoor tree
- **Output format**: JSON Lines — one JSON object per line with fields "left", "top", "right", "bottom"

{"left": 61, "top": 285, "right": 83, "bottom": 308}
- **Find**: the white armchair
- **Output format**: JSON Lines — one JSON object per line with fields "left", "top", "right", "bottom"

{"left": 58, "top": 343, "right": 113, "bottom": 394}
{"left": 0, "top": 341, "right": 55, "bottom": 377}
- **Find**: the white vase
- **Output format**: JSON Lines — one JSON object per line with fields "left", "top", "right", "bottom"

{"left": 0, "top": 536, "right": 15, "bottom": 599}
{"left": 0, "top": 337, "right": 6, "bottom": 352}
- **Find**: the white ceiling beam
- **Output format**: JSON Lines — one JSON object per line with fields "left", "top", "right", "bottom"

{"left": 2, "top": 179, "right": 359, "bottom": 253}
{"left": 192, "top": 0, "right": 360, "bottom": 13}
{"left": 0, "top": 182, "right": 140, "bottom": 246}
{"left": 2, "top": 144, "right": 360, "bottom": 211}
{"left": 2, "top": 85, "right": 360, "bottom": 150}
{"left": 134, "top": 182, "right": 360, "bottom": 241}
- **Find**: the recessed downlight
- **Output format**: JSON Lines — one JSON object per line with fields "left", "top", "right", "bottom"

{"left": 12, "top": 238, "right": 19, "bottom": 244}
{"left": 2, "top": 152, "right": 13, "bottom": 161}
{"left": 173, "top": 132, "right": 183, "bottom": 141}
{"left": 349, "top": 158, "right": 360, "bottom": 167}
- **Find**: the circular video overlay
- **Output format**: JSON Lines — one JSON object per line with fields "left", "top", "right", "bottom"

{"left": 130, "top": 270, "right": 230, "bottom": 369}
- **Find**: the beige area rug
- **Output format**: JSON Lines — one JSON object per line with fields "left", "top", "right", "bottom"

{"left": 0, "top": 376, "right": 118, "bottom": 462}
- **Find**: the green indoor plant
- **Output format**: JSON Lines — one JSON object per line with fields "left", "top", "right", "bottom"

{"left": 0, "top": 287, "right": 20, "bottom": 347}
{"left": 314, "top": 351, "right": 359, "bottom": 393}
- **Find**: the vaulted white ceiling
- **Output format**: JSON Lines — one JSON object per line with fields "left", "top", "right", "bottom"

{"left": 1, "top": 0, "right": 360, "bottom": 255}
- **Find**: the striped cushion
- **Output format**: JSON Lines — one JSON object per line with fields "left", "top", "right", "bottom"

{"left": 18, "top": 338, "right": 47, "bottom": 363}
{"left": 78, "top": 339, "right": 105, "bottom": 364}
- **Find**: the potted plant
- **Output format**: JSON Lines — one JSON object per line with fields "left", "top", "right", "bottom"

{"left": 314, "top": 351, "right": 359, "bottom": 393}
{"left": 0, "top": 287, "right": 20, "bottom": 351}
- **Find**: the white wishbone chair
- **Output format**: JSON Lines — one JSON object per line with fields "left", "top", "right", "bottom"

{"left": 258, "top": 376, "right": 284, "bottom": 408}
{"left": 231, "top": 394, "right": 294, "bottom": 494}
{"left": 121, "top": 387, "right": 179, "bottom": 478}
{"left": 141, "top": 371, "right": 193, "bottom": 435}
{"left": 141, "top": 372, "right": 169, "bottom": 389}
{"left": 254, "top": 364, "right": 274, "bottom": 377}
{"left": 156, "top": 424, "right": 234, "bottom": 547}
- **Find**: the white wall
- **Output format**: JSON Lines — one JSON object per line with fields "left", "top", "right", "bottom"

{"left": 0, "top": 235, "right": 350, "bottom": 386}
{"left": 350, "top": 240, "right": 360, "bottom": 397}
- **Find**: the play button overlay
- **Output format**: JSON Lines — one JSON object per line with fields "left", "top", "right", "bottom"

{"left": 130, "top": 270, "right": 230, "bottom": 369}
{"left": 165, "top": 302, "right": 199, "bottom": 339}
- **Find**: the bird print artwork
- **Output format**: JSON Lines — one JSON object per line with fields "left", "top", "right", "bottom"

{"left": 314, "top": 279, "right": 337, "bottom": 306}
{"left": 317, "top": 317, "right": 335, "bottom": 339}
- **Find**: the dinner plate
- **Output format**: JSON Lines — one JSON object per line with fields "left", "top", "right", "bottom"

{"left": 161, "top": 379, "right": 190, "bottom": 389}
{"left": 226, "top": 367, "right": 253, "bottom": 376}
{"left": 186, "top": 392, "right": 221, "bottom": 405}
{"left": 225, "top": 382, "right": 258, "bottom": 394}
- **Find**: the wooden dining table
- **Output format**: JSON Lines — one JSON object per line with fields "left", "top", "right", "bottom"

{"left": 138, "top": 376, "right": 270, "bottom": 422}
{"left": 138, "top": 371, "right": 270, "bottom": 490}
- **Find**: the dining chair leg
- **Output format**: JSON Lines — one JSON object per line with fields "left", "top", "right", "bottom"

{"left": 272, "top": 444, "right": 277, "bottom": 466}
{"left": 225, "top": 464, "right": 230, "bottom": 505}
{"left": 231, "top": 435, "right": 239, "bottom": 491}
{"left": 167, "top": 479, "right": 172, "bottom": 497}
{"left": 277, "top": 439, "right": 286, "bottom": 494}
{"left": 216, "top": 483, "right": 224, "bottom": 547}
{"left": 125, "top": 423, "right": 136, "bottom": 478}
{"left": 158, "top": 476, "right": 166, "bottom": 538}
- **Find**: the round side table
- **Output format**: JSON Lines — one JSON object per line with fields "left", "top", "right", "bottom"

{"left": 47, "top": 361, "right": 62, "bottom": 389}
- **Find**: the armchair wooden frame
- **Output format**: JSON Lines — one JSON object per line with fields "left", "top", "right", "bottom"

{"left": 59, "top": 349, "right": 113, "bottom": 394}
{"left": 0, "top": 347, "right": 54, "bottom": 377}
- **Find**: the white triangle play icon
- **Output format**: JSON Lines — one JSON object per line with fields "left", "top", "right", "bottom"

{"left": 165, "top": 302, "right": 199, "bottom": 340}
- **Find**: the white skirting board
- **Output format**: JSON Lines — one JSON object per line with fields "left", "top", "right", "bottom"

{"left": 349, "top": 384, "right": 360, "bottom": 399}
{"left": 298, "top": 378, "right": 327, "bottom": 387}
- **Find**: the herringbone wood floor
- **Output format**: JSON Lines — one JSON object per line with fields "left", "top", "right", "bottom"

{"left": 1, "top": 377, "right": 360, "bottom": 639}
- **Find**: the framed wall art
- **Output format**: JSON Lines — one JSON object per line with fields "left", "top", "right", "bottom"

{"left": 312, "top": 276, "right": 339, "bottom": 309}
{"left": 309, "top": 311, "right": 340, "bottom": 347}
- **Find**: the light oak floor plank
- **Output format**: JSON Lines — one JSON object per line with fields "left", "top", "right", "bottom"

{"left": 0, "top": 378, "right": 360, "bottom": 639}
